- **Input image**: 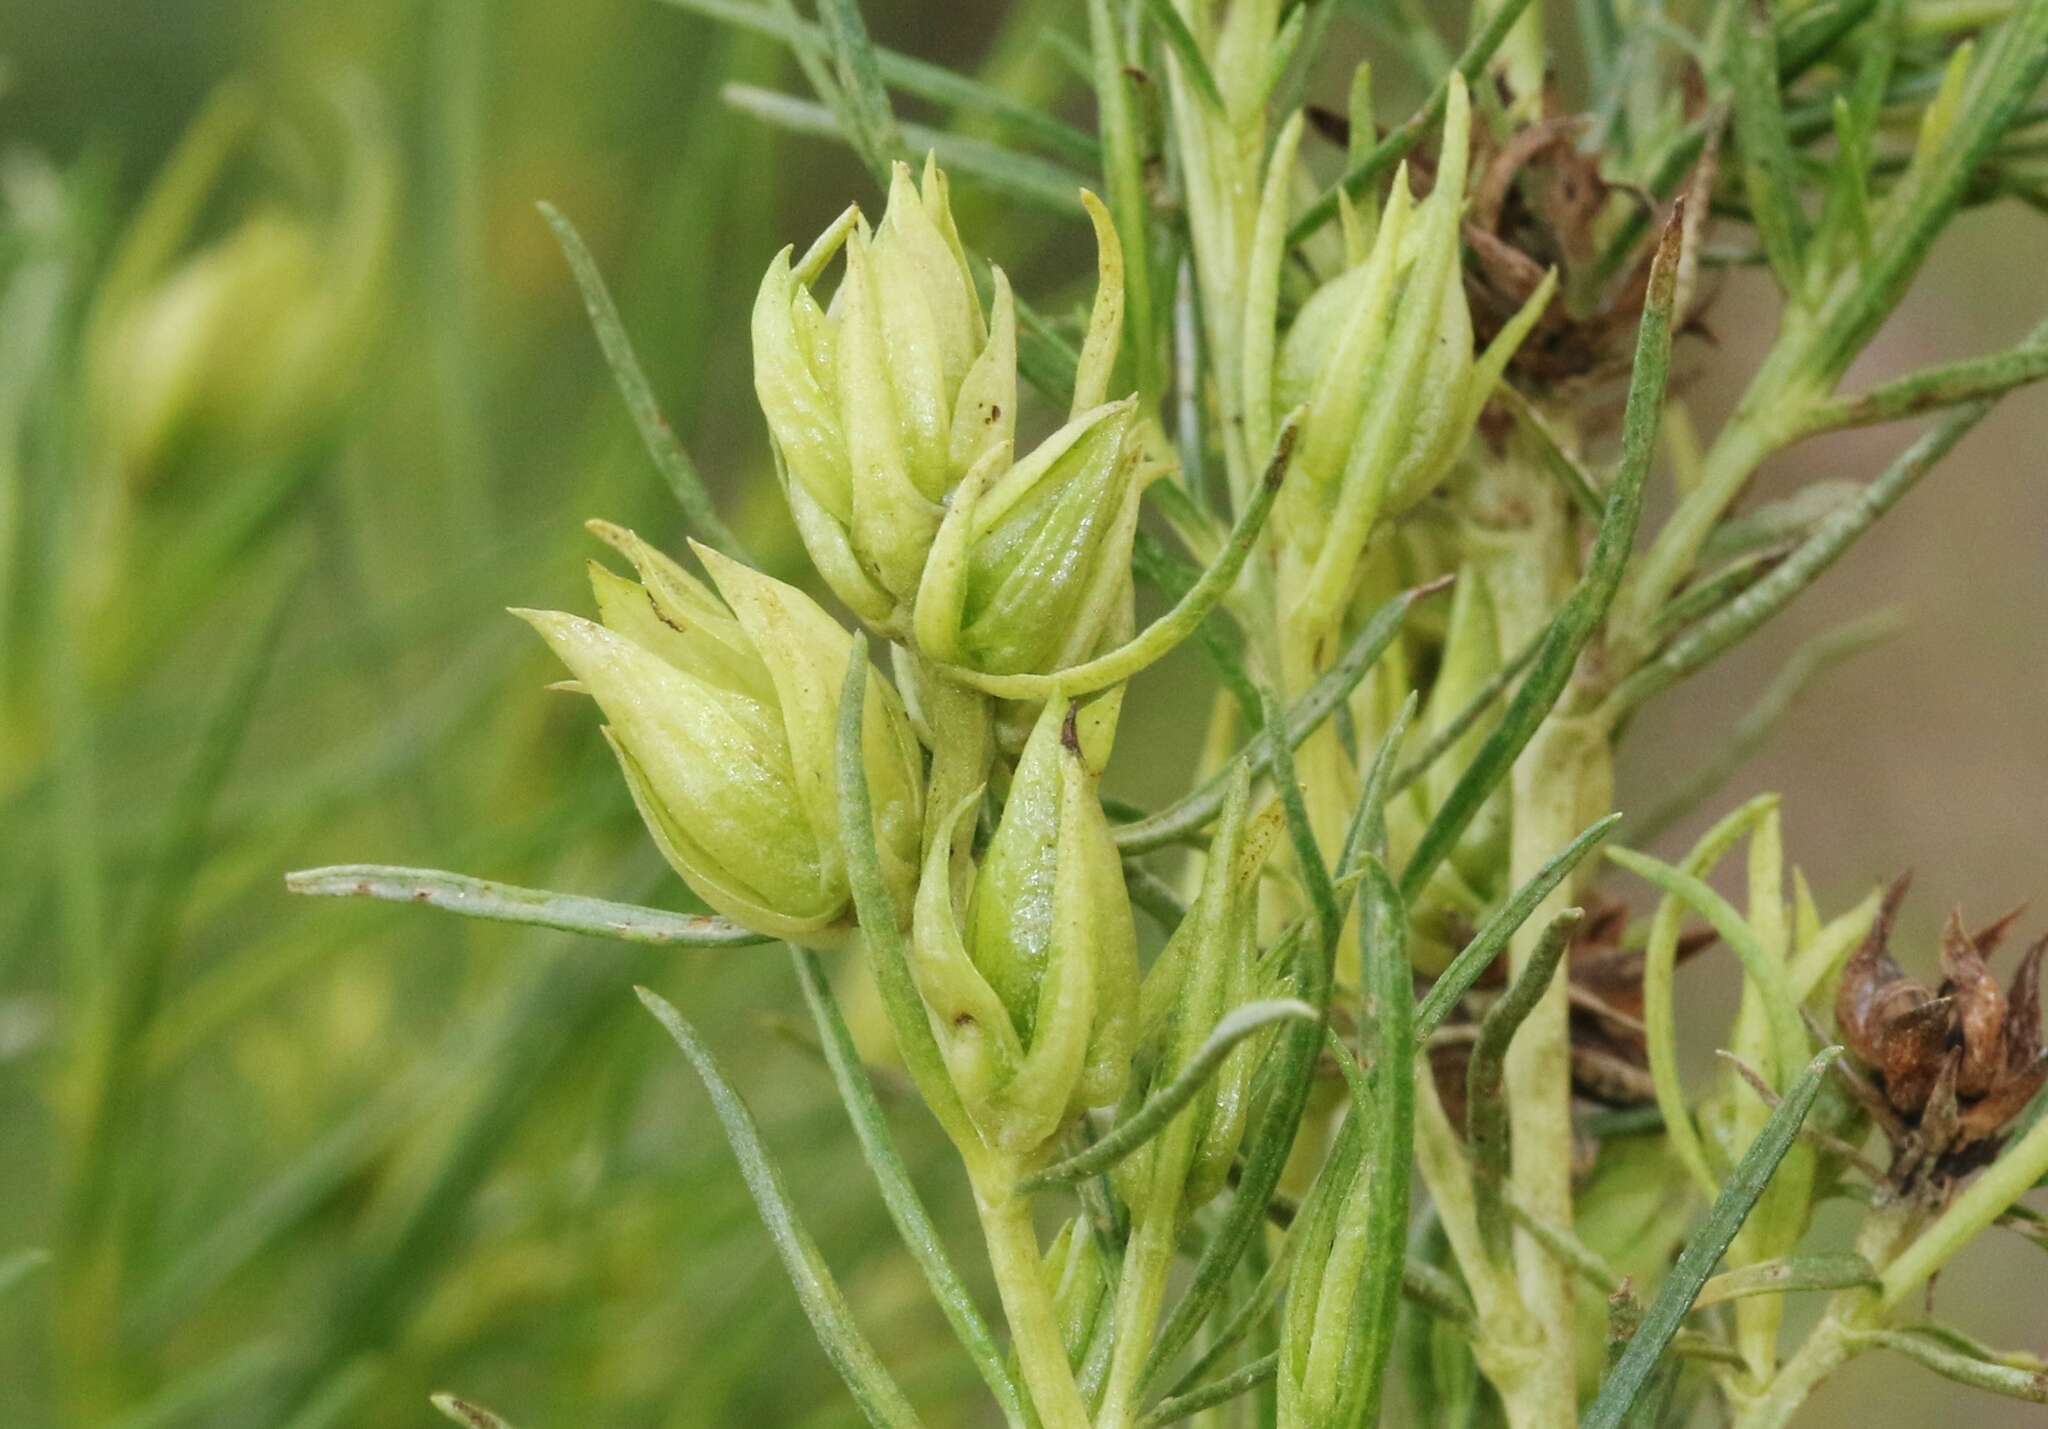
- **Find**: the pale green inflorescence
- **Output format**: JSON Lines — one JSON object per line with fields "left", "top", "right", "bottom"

{"left": 517, "top": 524, "right": 923, "bottom": 949}
{"left": 914, "top": 395, "right": 1145, "bottom": 679}
{"left": 1270, "top": 76, "right": 1550, "bottom": 638}
{"left": 753, "top": 154, "right": 1017, "bottom": 632}
{"left": 910, "top": 694, "right": 1138, "bottom": 1155}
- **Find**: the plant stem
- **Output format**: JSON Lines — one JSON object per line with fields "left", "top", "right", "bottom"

{"left": 974, "top": 1173, "right": 1092, "bottom": 1429}
{"left": 1471, "top": 442, "right": 1603, "bottom": 1429}
{"left": 1726, "top": 1310, "right": 1860, "bottom": 1429}
{"left": 1096, "top": 1198, "right": 1180, "bottom": 1429}
{"left": 1728, "top": 1197, "right": 1925, "bottom": 1428}
{"left": 1879, "top": 1109, "right": 2048, "bottom": 1310}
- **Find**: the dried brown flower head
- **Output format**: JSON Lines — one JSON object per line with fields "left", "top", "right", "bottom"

{"left": 1835, "top": 876, "right": 2048, "bottom": 1182}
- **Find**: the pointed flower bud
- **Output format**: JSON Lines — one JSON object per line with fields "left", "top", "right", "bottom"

{"left": 907, "top": 697, "right": 1137, "bottom": 1153}
{"left": 913, "top": 397, "right": 1145, "bottom": 678}
{"left": 516, "top": 526, "right": 923, "bottom": 947}
{"left": 1271, "top": 77, "right": 1550, "bottom": 631}
{"left": 753, "top": 155, "right": 1017, "bottom": 629}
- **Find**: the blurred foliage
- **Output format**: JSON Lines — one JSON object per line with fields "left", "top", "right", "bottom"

{"left": 0, "top": 1, "right": 1020, "bottom": 1424}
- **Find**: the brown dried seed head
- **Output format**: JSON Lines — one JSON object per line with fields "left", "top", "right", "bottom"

{"left": 1940, "top": 907, "right": 2010, "bottom": 1098}
{"left": 1831, "top": 880, "right": 2048, "bottom": 1184}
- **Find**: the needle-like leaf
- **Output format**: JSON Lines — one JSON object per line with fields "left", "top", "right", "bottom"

{"left": 638, "top": 986, "right": 926, "bottom": 1429}
{"left": 1400, "top": 205, "right": 1683, "bottom": 902}
{"left": 538, "top": 202, "right": 747, "bottom": 559}
{"left": 285, "top": 864, "right": 768, "bottom": 947}
{"left": 1016, "top": 1000, "right": 1317, "bottom": 1192}
{"left": 1582, "top": 1048, "right": 1843, "bottom": 1429}
{"left": 791, "top": 948, "right": 1026, "bottom": 1426}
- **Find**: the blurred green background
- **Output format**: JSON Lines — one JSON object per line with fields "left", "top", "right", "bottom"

{"left": 1, "top": 2, "right": 2042, "bottom": 1426}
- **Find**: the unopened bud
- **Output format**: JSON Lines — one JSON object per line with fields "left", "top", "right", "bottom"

{"left": 753, "top": 155, "right": 1016, "bottom": 629}
{"left": 908, "top": 697, "right": 1137, "bottom": 1152}
{"left": 517, "top": 527, "right": 923, "bottom": 946}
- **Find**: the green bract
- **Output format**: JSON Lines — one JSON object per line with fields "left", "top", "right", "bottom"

{"left": 1269, "top": 77, "right": 1546, "bottom": 634}
{"left": 914, "top": 396, "right": 1144, "bottom": 679}
{"left": 753, "top": 154, "right": 1015, "bottom": 630}
{"left": 517, "top": 526, "right": 922, "bottom": 947}
{"left": 909, "top": 696, "right": 1136, "bottom": 1153}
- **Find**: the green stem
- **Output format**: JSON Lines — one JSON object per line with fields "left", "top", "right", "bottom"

{"left": 974, "top": 1176, "right": 1091, "bottom": 1429}
{"left": 1879, "top": 1110, "right": 2048, "bottom": 1310}
{"left": 1608, "top": 394, "right": 1789, "bottom": 663}
{"left": 1095, "top": 1199, "right": 1180, "bottom": 1429}
{"left": 1729, "top": 1199, "right": 1924, "bottom": 1429}
{"left": 1725, "top": 1309, "right": 1859, "bottom": 1429}
{"left": 1470, "top": 444, "right": 1603, "bottom": 1429}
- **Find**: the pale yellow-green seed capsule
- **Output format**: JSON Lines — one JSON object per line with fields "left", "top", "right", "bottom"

{"left": 751, "top": 154, "right": 1015, "bottom": 631}
{"left": 516, "top": 526, "right": 923, "bottom": 947}
{"left": 912, "top": 397, "right": 1144, "bottom": 678}
{"left": 911, "top": 696, "right": 1137, "bottom": 1152}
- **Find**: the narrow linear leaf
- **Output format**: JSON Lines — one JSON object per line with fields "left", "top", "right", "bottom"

{"left": 1017, "top": 1000, "right": 1317, "bottom": 1192}
{"left": 1401, "top": 206, "right": 1684, "bottom": 902}
{"left": 1340, "top": 858, "right": 1416, "bottom": 1427}
{"left": 791, "top": 948, "right": 1026, "bottom": 1426}
{"left": 1605, "top": 847, "right": 1806, "bottom": 1083}
{"left": 1338, "top": 692, "right": 1418, "bottom": 879}
{"left": 1634, "top": 609, "right": 1903, "bottom": 840}
{"left": 1581, "top": 1048, "right": 1843, "bottom": 1429}
{"left": 722, "top": 85, "right": 1089, "bottom": 215}
{"left": 1132, "top": 530, "right": 1260, "bottom": 722}
{"left": 285, "top": 864, "right": 767, "bottom": 948}
{"left": 1728, "top": 0, "right": 1808, "bottom": 294}
{"left": 1140, "top": 0, "right": 1226, "bottom": 111}
{"left": 1788, "top": 338, "right": 2048, "bottom": 441}
{"left": 1650, "top": 547, "right": 1786, "bottom": 638}
{"left": 1165, "top": 1232, "right": 1300, "bottom": 1400}
{"left": 1262, "top": 676, "right": 1340, "bottom": 954}
{"left": 1497, "top": 383, "right": 1605, "bottom": 521}
{"left": 1611, "top": 403, "right": 1992, "bottom": 713}
{"left": 1468, "top": 910, "right": 1582, "bottom": 1261}
{"left": 1140, "top": 821, "right": 1343, "bottom": 1385}
{"left": 1115, "top": 577, "right": 1448, "bottom": 852}
{"left": 1089, "top": 0, "right": 1160, "bottom": 399}
{"left": 1846, "top": 1329, "right": 2048, "bottom": 1403}
{"left": 816, "top": 0, "right": 905, "bottom": 182}
{"left": 1387, "top": 625, "right": 1543, "bottom": 797}
{"left": 1692, "top": 1252, "right": 1877, "bottom": 1310}
{"left": 1414, "top": 815, "right": 1621, "bottom": 1039}
{"left": 658, "top": 0, "right": 1100, "bottom": 166}
{"left": 430, "top": 1394, "right": 518, "bottom": 1429}
{"left": 637, "top": 987, "right": 925, "bottom": 1429}
{"left": 538, "top": 203, "right": 746, "bottom": 558}
{"left": 1138, "top": 1352, "right": 1279, "bottom": 1428}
